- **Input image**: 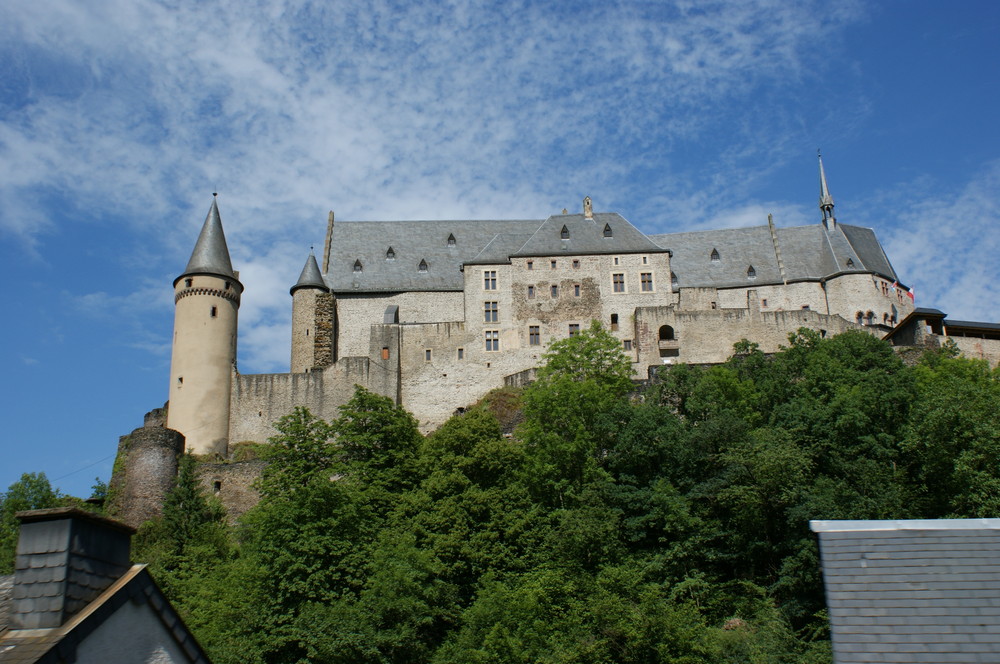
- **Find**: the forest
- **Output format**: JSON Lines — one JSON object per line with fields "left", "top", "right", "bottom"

{"left": 2, "top": 324, "right": 999, "bottom": 663}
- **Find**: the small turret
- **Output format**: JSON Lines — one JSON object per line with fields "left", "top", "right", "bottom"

{"left": 166, "top": 196, "right": 243, "bottom": 456}
{"left": 290, "top": 252, "right": 335, "bottom": 373}
{"left": 818, "top": 151, "right": 836, "bottom": 229}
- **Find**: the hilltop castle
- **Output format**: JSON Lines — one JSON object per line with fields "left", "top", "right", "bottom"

{"left": 162, "top": 156, "right": 915, "bottom": 457}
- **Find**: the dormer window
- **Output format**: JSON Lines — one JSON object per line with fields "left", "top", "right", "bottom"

{"left": 603, "top": 224, "right": 612, "bottom": 238}
{"left": 418, "top": 259, "right": 428, "bottom": 273}
{"left": 560, "top": 225, "right": 570, "bottom": 240}
{"left": 747, "top": 265, "right": 756, "bottom": 279}
{"left": 710, "top": 249, "right": 720, "bottom": 261}
{"left": 846, "top": 258, "right": 855, "bottom": 268}
{"left": 447, "top": 233, "right": 456, "bottom": 247}
{"left": 353, "top": 259, "right": 363, "bottom": 273}
{"left": 386, "top": 247, "right": 395, "bottom": 260}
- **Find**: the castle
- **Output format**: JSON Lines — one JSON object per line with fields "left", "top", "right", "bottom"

{"left": 162, "top": 156, "right": 917, "bottom": 457}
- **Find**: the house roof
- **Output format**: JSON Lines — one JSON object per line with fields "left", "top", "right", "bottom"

{"left": 0, "top": 565, "right": 210, "bottom": 664}
{"left": 320, "top": 210, "right": 899, "bottom": 294}
{"left": 649, "top": 222, "right": 900, "bottom": 289}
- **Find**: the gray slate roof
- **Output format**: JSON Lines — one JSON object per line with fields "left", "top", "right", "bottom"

{"left": 321, "top": 211, "right": 898, "bottom": 294}
{"left": 323, "top": 213, "right": 665, "bottom": 293}
{"left": 291, "top": 253, "right": 326, "bottom": 295}
{"left": 324, "top": 219, "right": 540, "bottom": 292}
{"left": 180, "top": 198, "right": 236, "bottom": 280}
{"left": 649, "top": 222, "right": 899, "bottom": 289}
{"left": 812, "top": 519, "right": 1000, "bottom": 663}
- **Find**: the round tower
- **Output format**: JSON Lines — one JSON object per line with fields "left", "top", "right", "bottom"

{"left": 166, "top": 196, "right": 243, "bottom": 456}
{"left": 290, "top": 252, "right": 334, "bottom": 373}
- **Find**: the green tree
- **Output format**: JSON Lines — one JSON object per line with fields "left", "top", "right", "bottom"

{"left": 0, "top": 473, "right": 60, "bottom": 573}
{"left": 520, "top": 320, "right": 634, "bottom": 505}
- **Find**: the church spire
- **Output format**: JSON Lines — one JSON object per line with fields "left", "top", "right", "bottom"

{"left": 180, "top": 195, "right": 236, "bottom": 281}
{"left": 818, "top": 151, "right": 836, "bottom": 229}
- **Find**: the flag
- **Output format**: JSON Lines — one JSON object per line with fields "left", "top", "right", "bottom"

{"left": 890, "top": 281, "right": 898, "bottom": 292}
{"left": 906, "top": 287, "right": 914, "bottom": 301}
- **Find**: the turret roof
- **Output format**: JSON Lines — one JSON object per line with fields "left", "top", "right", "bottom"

{"left": 291, "top": 253, "right": 327, "bottom": 294}
{"left": 180, "top": 198, "right": 236, "bottom": 280}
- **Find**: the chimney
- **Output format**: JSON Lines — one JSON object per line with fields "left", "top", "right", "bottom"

{"left": 11, "top": 507, "right": 135, "bottom": 630}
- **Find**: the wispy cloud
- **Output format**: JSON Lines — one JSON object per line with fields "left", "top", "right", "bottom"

{"left": 5, "top": 0, "right": 964, "bottom": 372}
{"left": 879, "top": 161, "right": 1000, "bottom": 322}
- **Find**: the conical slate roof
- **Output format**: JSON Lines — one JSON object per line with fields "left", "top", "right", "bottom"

{"left": 290, "top": 253, "right": 327, "bottom": 294}
{"left": 180, "top": 198, "right": 235, "bottom": 280}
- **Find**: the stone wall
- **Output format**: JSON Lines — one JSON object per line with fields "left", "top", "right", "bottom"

{"left": 197, "top": 460, "right": 266, "bottom": 523}
{"left": 335, "top": 291, "right": 464, "bottom": 357}
{"left": 290, "top": 289, "right": 336, "bottom": 372}
{"left": 107, "top": 425, "right": 184, "bottom": 529}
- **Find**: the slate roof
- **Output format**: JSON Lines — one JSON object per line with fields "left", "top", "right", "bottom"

{"left": 291, "top": 253, "right": 327, "bottom": 295}
{"left": 324, "top": 219, "right": 540, "bottom": 292}
{"left": 649, "top": 222, "right": 900, "bottom": 289}
{"left": 178, "top": 198, "right": 237, "bottom": 283}
{"left": 321, "top": 211, "right": 899, "bottom": 294}
{"left": 811, "top": 519, "right": 1000, "bottom": 663}
{"left": 323, "top": 213, "right": 665, "bottom": 293}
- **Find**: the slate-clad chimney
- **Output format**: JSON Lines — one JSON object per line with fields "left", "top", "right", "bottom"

{"left": 11, "top": 507, "right": 135, "bottom": 630}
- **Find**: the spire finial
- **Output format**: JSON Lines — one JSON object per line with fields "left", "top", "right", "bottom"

{"left": 818, "top": 151, "right": 836, "bottom": 228}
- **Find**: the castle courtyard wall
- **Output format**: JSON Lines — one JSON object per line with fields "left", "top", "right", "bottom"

{"left": 335, "top": 291, "right": 464, "bottom": 357}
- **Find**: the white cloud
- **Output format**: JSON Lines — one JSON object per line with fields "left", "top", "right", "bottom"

{"left": 880, "top": 161, "right": 1000, "bottom": 323}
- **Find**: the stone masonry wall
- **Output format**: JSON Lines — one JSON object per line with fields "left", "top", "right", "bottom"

{"left": 108, "top": 425, "right": 184, "bottom": 529}
{"left": 335, "top": 291, "right": 464, "bottom": 357}
{"left": 197, "top": 460, "right": 266, "bottom": 523}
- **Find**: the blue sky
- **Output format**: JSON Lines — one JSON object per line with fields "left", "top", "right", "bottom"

{"left": 1, "top": 0, "right": 998, "bottom": 498}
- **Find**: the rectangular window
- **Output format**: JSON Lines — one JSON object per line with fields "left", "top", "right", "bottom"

{"left": 569, "top": 323, "right": 580, "bottom": 337}
{"left": 572, "top": 259, "right": 580, "bottom": 269}
{"left": 642, "top": 256, "right": 648, "bottom": 265}
{"left": 526, "top": 260, "right": 533, "bottom": 270}
{"left": 761, "top": 299, "right": 768, "bottom": 307}
{"left": 623, "top": 339, "right": 633, "bottom": 350}
{"left": 527, "top": 285, "right": 535, "bottom": 299}
{"left": 485, "top": 330, "right": 499, "bottom": 351}
{"left": 641, "top": 272, "right": 653, "bottom": 291}
{"left": 613, "top": 256, "right": 620, "bottom": 266}
{"left": 573, "top": 284, "right": 581, "bottom": 297}
{"left": 610, "top": 313, "right": 619, "bottom": 331}
{"left": 551, "top": 284, "right": 559, "bottom": 298}
{"left": 613, "top": 273, "right": 625, "bottom": 293}
{"left": 550, "top": 260, "right": 557, "bottom": 269}
{"left": 457, "top": 348, "right": 464, "bottom": 360}
{"left": 425, "top": 349, "right": 432, "bottom": 362}
{"left": 381, "top": 347, "right": 390, "bottom": 360}
{"left": 483, "top": 270, "right": 497, "bottom": 290}
{"left": 484, "top": 301, "right": 498, "bottom": 322}
{"left": 529, "top": 325, "right": 540, "bottom": 345}
{"left": 210, "top": 306, "right": 218, "bottom": 318}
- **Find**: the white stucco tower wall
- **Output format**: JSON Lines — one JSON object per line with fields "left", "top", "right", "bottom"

{"left": 167, "top": 197, "right": 243, "bottom": 456}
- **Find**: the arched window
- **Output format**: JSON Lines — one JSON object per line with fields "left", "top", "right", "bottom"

{"left": 659, "top": 325, "right": 675, "bottom": 341}
{"left": 603, "top": 224, "right": 613, "bottom": 238}
{"left": 418, "top": 259, "right": 428, "bottom": 273}
{"left": 353, "top": 259, "right": 363, "bottom": 273}
{"left": 386, "top": 247, "right": 395, "bottom": 260}
{"left": 865, "top": 311, "right": 874, "bottom": 325}
{"left": 447, "top": 233, "right": 456, "bottom": 247}
{"left": 856, "top": 311, "right": 864, "bottom": 325}
{"left": 747, "top": 265, "right": 756, "bottom": 279}
{"left": 710, "top": 248, "right": 720, "bottom": 261}
{"left": 560, "top": 225, "right": 570, "bottom": 239}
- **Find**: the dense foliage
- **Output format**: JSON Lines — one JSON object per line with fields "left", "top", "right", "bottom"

{"left": 6, "top": 326, "right": 999, "bottom": 662}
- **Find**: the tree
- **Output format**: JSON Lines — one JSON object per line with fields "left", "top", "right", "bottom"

{"left": 0, "top": 473, "right": 60, "bottom": 573}
{"left": 520, "top": 321, "right": 634, "bottom": 505}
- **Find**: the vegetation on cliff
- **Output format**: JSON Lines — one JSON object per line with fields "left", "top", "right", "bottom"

{"left": 5, "top": 326, "right": 999, "bottom": 662}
